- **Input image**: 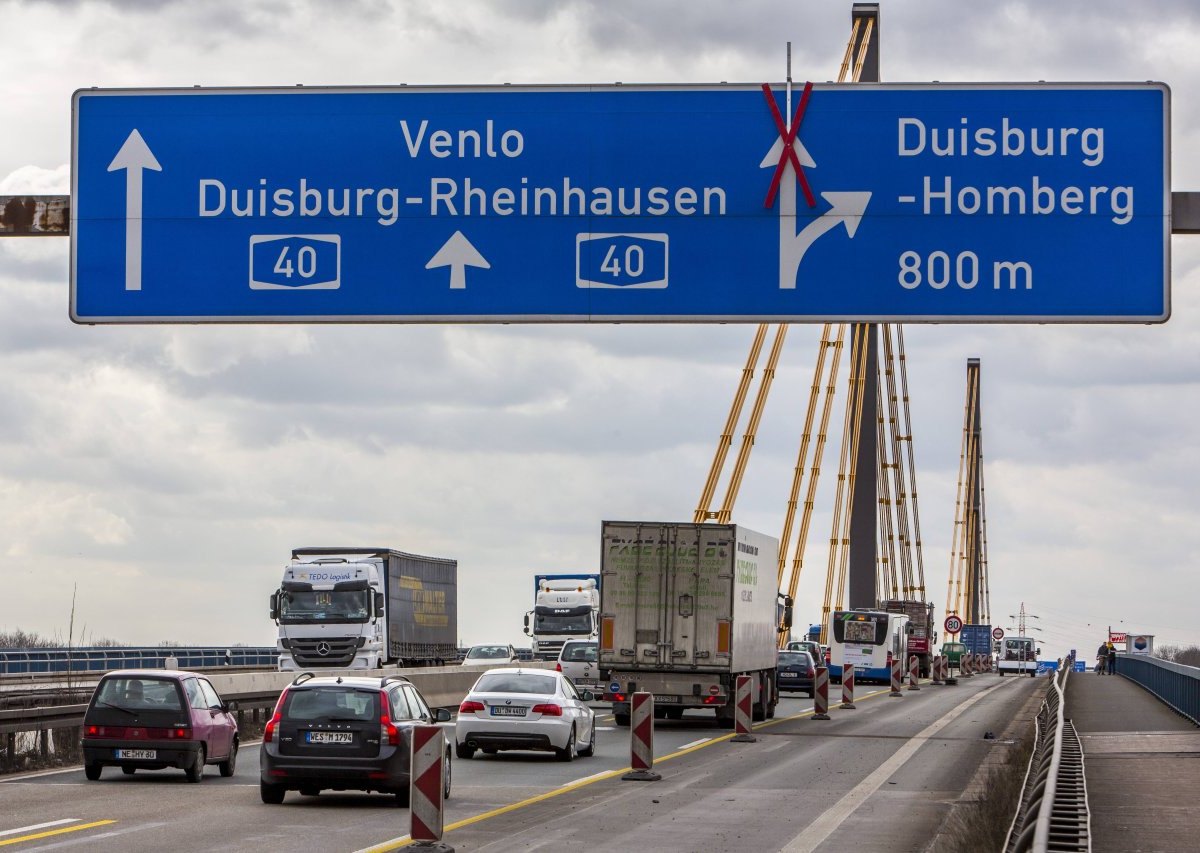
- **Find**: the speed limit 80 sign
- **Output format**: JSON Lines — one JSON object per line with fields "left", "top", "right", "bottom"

{"left": 944, "top": 615, "right": 963, "bottom": 635}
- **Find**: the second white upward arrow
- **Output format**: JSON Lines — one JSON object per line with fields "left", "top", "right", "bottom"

{"left": 107, "top": 129, "right": 162, "bottom": 292}
{"left": 426, "top": 231, "right": 490, "bottom": 289}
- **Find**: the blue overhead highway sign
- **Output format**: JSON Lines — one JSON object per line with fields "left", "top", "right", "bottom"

{"left": 71, "top": 83, "right": 1169, "bottom": 324}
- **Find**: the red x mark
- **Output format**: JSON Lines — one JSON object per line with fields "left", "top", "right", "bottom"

{"left": 762, "top": 81, "right": 816, "bottom": 209}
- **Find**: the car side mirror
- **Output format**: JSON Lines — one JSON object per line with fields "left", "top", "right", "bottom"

{"left": 1037, "top": 648, "right": 1042, "bottom": 656}
{"left": 374, "top": 591, "right": 385, "bottom": 619}
{"left": 269, "top": 591, "right": 280, "bottom": 621}
{"left": 224, "top": 701, "right": 236, "bottom": 712}
{"left": 581, "top": 690, "right": 595, "bottom": 702}
{"left": 433, "top": 708, "right": 452, "bottom": 723}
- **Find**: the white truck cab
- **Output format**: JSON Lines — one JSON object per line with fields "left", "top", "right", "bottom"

{"left": 270, "top": 557, "right": 386, "bottom": 671}
{"left": 997, "top": 636, "right": 1039, "bottom": 677}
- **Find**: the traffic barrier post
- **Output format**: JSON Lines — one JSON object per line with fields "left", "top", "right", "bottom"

{"left": 931, "top": 655, "right": 944, "bottom": 685}
{"left": 889, "top": 658, "right": 903, "bottom": 697}
{"left": 731, "top": 674, "right": 757, "bottom": 742}
{"left": 409, "top": 725, "right": 453, "bottom": 852}
{"left": 622, "top": 692, "right": 661, "bottom": 781}
{"left": 907, "top": 654, "right": 921, "bottom": 691}
{"left": 841, "top": 663, "right": 857, "bottom": 709}
{"left": 812, "top": 666, "right": 831, "bottom": 720}
{"left": 962, "top": 653, "right": 973, "bottom": 678}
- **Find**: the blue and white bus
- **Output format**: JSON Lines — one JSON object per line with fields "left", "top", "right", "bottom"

{"left": 829, "top": 609, "right": 910, "bottom": 683}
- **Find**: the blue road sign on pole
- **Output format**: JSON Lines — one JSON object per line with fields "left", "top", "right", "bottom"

{"left": 71, "top": 83, "right": 1169, "bottom": 324}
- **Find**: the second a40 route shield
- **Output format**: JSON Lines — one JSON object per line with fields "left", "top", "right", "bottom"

{"left": 71, "top": 82, "right": 1169, "bottom": 324}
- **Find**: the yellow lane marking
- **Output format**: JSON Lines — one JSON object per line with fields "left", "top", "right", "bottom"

{"left": 0, "top": 820, "right": 116, "bottom": 847}
{"left": 357, "top": 683, "right": 903, "bottom": 852}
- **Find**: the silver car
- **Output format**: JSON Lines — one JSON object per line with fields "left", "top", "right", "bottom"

{"left": 556, "top": 640, "right": 602, "bottom": 694}
{"left": 455, "top": 669, "right": 596, "bottom": 762}
{"left": 461, "top": 644, "right": 519, "bottom": 666}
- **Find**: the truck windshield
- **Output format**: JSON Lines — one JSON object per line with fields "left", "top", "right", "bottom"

{"left": 534, "top": 612, "right": 593, "bottom": 633}
{"left": 279, "top": 589, "right": 369, "bottom": 624}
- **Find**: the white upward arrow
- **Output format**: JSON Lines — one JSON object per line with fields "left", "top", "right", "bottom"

{"left": 426, "top": 231, "right": 490, "bottom": 289}
{"left": 107, "top": 129, "right": 161, "bottom": 292}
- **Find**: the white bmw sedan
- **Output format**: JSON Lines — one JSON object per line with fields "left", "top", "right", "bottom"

{"left": 455, "top": 668, "right": 596, "bottom": 761}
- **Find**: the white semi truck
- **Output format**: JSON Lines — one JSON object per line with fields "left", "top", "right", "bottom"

{"left": 524, "top": 573, "right": 601, "bottom": 660}
{"left": 269, "top": 547, "right": 458, "bottom": 671}
{"left": 598, "top": 521, "right": 792, "bottom": 727}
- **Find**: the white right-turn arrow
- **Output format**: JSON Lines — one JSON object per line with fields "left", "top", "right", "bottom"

{"left": 107, "top": 129, "right": 162, "bottom": 292}
{"left": 779, "top": 191, "right": 871, "bottom": 290}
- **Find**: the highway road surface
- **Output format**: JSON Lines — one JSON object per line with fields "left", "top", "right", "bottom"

{"left": 1, "top": 674, "right": 1042, "bottom": 852}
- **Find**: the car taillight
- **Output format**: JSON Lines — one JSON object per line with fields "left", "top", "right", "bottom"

{"left": 168, "top": 727, "right": 190, "bottom": 740}
{"left": 555, "top": 663, "right": 562, "bottom": 672}
{"left": 531, "top": 703, "right": 562, "bottom": 716}
{"left": 807, "top": 667, "right": 815, "bottom": 677}
{"left": 264, "top": 688, "right": 288, "bottom": 743}
{"left": 379, "top": 691, "right": 400, "bottom": 746}
{"left": 459, "top": 700, "right": 485, "bottom": 714}
{"left": 612, "top": 693, "right": 625, "bottom": 702}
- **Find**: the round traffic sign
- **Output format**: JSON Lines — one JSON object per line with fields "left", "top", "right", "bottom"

{"left": 992, "top": 627, "right": 1005, "bottom": 640}
{"left": 944, "top": 615, "right": 963, "bottom": 634}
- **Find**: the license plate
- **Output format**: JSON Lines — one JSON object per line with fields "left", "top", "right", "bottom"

{"left": 779, "top": 672, "right": 799, "bottom": 678}
{"left": 115, "top": 749, "right": 156, "bottom": 759}
{"left": 653, "top": 694, "right": 680, "bottom": 703}
{"left": 491, "top": 706, "right": 527, "bottom": 717}
{"left": 575, "top": 677, "right": 599, "bottom": 686}
{"left": 306, "top": 731, "right": 354, "bottom": 744}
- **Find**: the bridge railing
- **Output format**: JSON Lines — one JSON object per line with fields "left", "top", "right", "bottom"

{"left": 1116, "top": 654, "right": 1200, "bottom": 725}
{"left": 0, "top": 646, "right": 278, "bottom": 675}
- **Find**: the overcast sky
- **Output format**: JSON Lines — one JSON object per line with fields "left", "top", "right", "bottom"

{"left": 0, "top": 1, "right": 1196, "bottom": 661}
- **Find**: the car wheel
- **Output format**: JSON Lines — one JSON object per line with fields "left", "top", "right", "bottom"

{"left": 443, "top": 748, "right": 452, "bottom": 800}
{"left": 219, "top": 739, "right": 238, "bottom": 777}
{"left": 578, "top": 723, "right": 596, "bottom": 757}
{"left": 84, "top": 763, "right": 102, "bottom": 781}
{"left": 121, "top": 766, "right": 136, "bottom": 776}
{"left": 185, "top": 746, "right": 205, "bottom": 783}
{"left": 555, "top": 726, "right": 576, "bottom": 762}
{"left": 614, "top": 713, "right": 630, "bottom": 727}
{"left": 395, "top": 786, "right": 411, "bottom": 808}
{"left": 455, "top": 741, "right": 475, "bottom": 760}
{"left": 260, "top": 781, "right": 285, "bottom": 804}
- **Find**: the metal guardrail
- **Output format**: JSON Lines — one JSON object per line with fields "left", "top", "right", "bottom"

{"left": 1005, "top": 665, "right": 1091, "bottom": 853}
{"left": 0, "top": 647, "right": 278, "bottom": 675}
{"left": 1115, "top": 655, "right": 1200, "bottom": 725}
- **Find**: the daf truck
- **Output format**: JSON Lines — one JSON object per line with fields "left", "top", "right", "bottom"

{"left": 524, "top": 573, "right": 601, "bottom": 660}
{"left": 598, "top": 521, "right": 792, "bottom": 728}
{"left": 269, "top": 547, "right": 458, "bottom": 671}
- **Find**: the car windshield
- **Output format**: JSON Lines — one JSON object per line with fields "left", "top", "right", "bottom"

{"left": 779, "top": 653, "right": 810, "bottom": 666}
{"left": 94, "top": 677, "right": 183, "bottom": 711}
{"left": 282, "top": 687, "right": 379, "bottom": 722}
{"left": 466, "top": 646, "right": 511, "bottom": 660}
{"left": 561, "top": 644, "right": 597, "bottom": 662}
{"left": 474, "top": 673, "right": 558, "bottom": 695}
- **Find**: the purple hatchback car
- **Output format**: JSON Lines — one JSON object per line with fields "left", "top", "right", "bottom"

{"left": 81, "top": 669, "right": 238, "bottom": 782}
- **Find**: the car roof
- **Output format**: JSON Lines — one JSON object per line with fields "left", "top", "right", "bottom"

{"left": 291, "top": 675, "right": 412, "bottom": 689}
{"left": 101, "top": 669, "right": 199, "bottom": 679}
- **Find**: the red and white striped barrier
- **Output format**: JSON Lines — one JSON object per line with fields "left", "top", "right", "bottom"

{"left": 889, "top": 658, "right": 903, "bottom": 697}
{"left": 812, "top": 666, "right": 831, "bottom": 720}
{"left": 621, "top": 691, "right": 661, "bottom": 781}
{"left": 409, "top": 725, "right": 451, "bottom": 851}
{"left": 961, "top": 653, "right": 973, "bottom": 677}
{"left": 731, "top": 674, "right": 756, "bottom": 742}
{"left": 931, "top": 654, "right": 944, "bottom": 685}
{"left": 907, "top": 654, "right": 921, "bottom": 691}
{"left": 841, "top": 663, "right": 857, "bottom": 709}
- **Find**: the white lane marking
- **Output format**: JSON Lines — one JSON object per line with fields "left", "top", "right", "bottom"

{"left": 20, "top": 821, "right": 167, "bottom": 851}
{"left": 676, "top": 738, "right": 712, "bottom": 751}
{"left": 0, "top": 820, "right": 78, "bottom": 838}
{"left": 563, "top": 771, "right": 612, "bottom": 787}
{"left": 779, "top": 681, "right": 1001, "bottom": 853}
